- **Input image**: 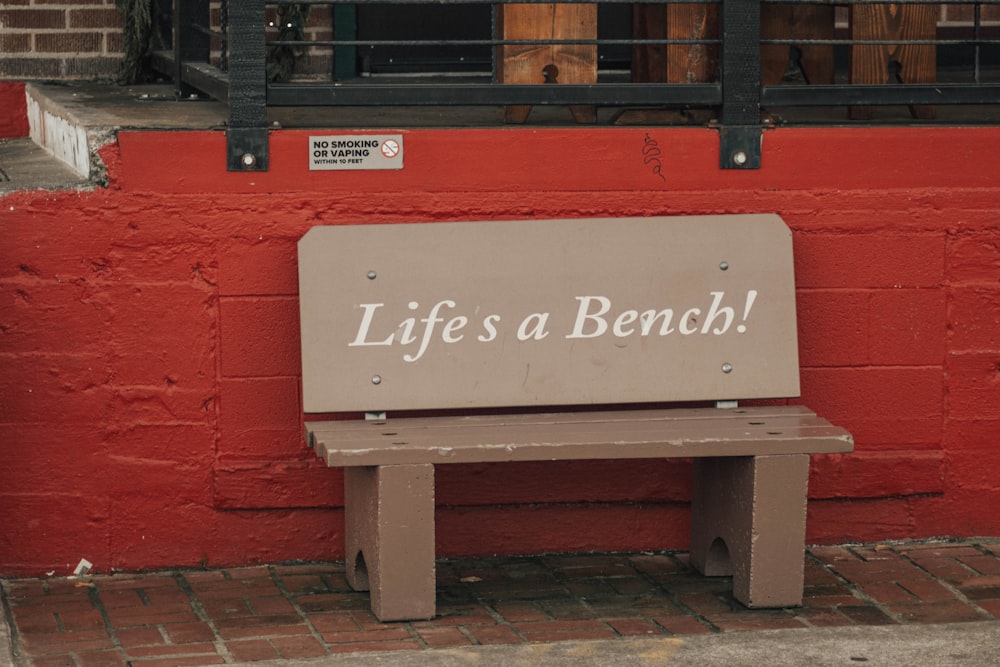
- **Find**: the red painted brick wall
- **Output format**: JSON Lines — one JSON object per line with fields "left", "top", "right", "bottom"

{"left": 0, "top": 82, "right": 29, "bottom": 137}
{"left": 1, "top": 126, "right": 999, "bottom": 576}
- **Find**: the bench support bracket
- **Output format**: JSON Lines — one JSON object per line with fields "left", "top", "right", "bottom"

{"left": 690, "top": 454, "right": 810, "bottom": 607}
{"left": 344, "top": 464, "right": 437, "bottom": 621}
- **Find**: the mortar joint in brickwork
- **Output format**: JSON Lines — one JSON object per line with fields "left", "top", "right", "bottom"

{"left": 804, "top": 550, "right": 902, "bottom": 623}
{"left": 895, "top": 548, "right": 998, "bottom": 621}
{"left": 171, "top": 570, "right": 232, "bottom": 661}
{"left": 86, "top": 581, "right": 123, "bottom": 650}
{"left": 266, "top": 563, "right": 335, "bottom": 657}
{"left": 0, "top": 581, "right": 21, "bottom": 666}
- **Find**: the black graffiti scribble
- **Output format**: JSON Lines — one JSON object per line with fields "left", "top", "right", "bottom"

{"left": 642, "top": 133, "right": 666, "bottom": 182}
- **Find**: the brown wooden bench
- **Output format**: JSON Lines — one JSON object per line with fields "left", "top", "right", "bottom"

{"left": 298, "top": 215, "right": 853, "bottom": 621}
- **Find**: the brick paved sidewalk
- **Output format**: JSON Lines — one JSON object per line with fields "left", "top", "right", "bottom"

{"left": 3, "top": 539, "right": 1000, "bottom": 667}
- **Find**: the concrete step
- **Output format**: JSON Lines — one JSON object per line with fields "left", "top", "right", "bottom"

{"left": 5, "top": 82, "right": 228, "bottom": 191}
{"left": 0, "top": 137, "right": 90, "bottom": 194}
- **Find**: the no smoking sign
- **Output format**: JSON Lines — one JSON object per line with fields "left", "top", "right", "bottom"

{"left": 380, "top": 139, "right": 400, "bottom": 158}
{"left": 309, "top": 134, "right": 404, "bottom": 171}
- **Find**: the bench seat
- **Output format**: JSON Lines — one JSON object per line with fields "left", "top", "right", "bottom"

{"left": 305, "top": 405, "right": 852, "bottom": 620}
{"left": 307, "top": 405, "right": 852, "bottom": 466}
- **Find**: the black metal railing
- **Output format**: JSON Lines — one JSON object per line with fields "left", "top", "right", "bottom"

{"left": 150, "top": 0, "right": 1000, "bottom": 171}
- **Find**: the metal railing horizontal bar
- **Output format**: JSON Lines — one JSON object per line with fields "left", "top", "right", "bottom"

{"left": 273, "top": 0, "right": 717, "bottom": 4}
{"left": 191, "top": 24, "right": 226, "bottom": 39}
{"left": 269, "top": 0, "right": 1000, "bottom": 4}
{"left": 268, "top": 82, "right": 722, "bottom": 106}
{"left": 267, "top": 38, "right": 1000, "bottom": 48}
{"left": 151, "top": 51, "right": 231, "bottom": 101}
{"left": 267, "top": 39, "right": 721, "bottom": 47}
{"left": 761, "top": 39, "right": 1000, "bottom": 46}
{"left": 763, "top": 83, "right": 1000, "bottom": 106}
{"left": 758, "top": 0, "right": 1000, "bottom": 4}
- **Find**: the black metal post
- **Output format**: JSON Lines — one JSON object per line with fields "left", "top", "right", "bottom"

{"left": 334, "top": 4, "right": 358, "bottom": 80}
{"left": 718, "top": 0, "right": 761, "bottom": 169}
{"left": 220, "top": 0, "right": 230, "bottom": 73}
{"left": 227, "top": 1, "right": 269, "bottom": 171}
{"left": 152, "top": 0, "right": 172, "bottom": 52}
{"left": 173, "top": 0, "right": 210, "bottom": 98}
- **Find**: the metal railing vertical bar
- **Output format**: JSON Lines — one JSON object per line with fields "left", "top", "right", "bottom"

{"left": 220, "top": 0, "right": 229, "bottom": 73}
{"left": 975, "top": 2, "right": 982, "bottom": 84}
{"left": 719, "top": 0, "right": 762, "bottom": 168}
{"left": 333, "top": 4, "right": 358, "bottom": 79}
{"left": 173, "top": 0, "right": 211, "bottom": 98}
{"left": 227, "top": 1, "right": 270, "bottom": 171}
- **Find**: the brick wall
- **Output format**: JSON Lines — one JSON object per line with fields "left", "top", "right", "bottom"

{"left": 2, "top": 124, "right": 999, "bottom": 576}
{"left": 0, "top": 0, "right": 124, "bottom": 79}
{"left": 0, "top": 2, "right": 334, "bottom": 81}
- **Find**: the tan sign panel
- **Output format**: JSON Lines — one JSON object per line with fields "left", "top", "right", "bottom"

{"left": 298, "top": 215, "right": 800, "bottom": 413}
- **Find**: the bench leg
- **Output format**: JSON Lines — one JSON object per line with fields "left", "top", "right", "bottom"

{"left": 689, "top": 454, "right": 810, "bottom": 608}
{"left": 343, "top": 464, "right": 436, "bottom": 621}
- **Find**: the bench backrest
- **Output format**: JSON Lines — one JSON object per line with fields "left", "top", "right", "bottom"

{"left": 298, "top": 215, "right": 800, "bottom": 414}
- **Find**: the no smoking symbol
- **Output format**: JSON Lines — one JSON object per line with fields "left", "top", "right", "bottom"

{"left": 381, "top": 140, "right": 400, "bottom": 158}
